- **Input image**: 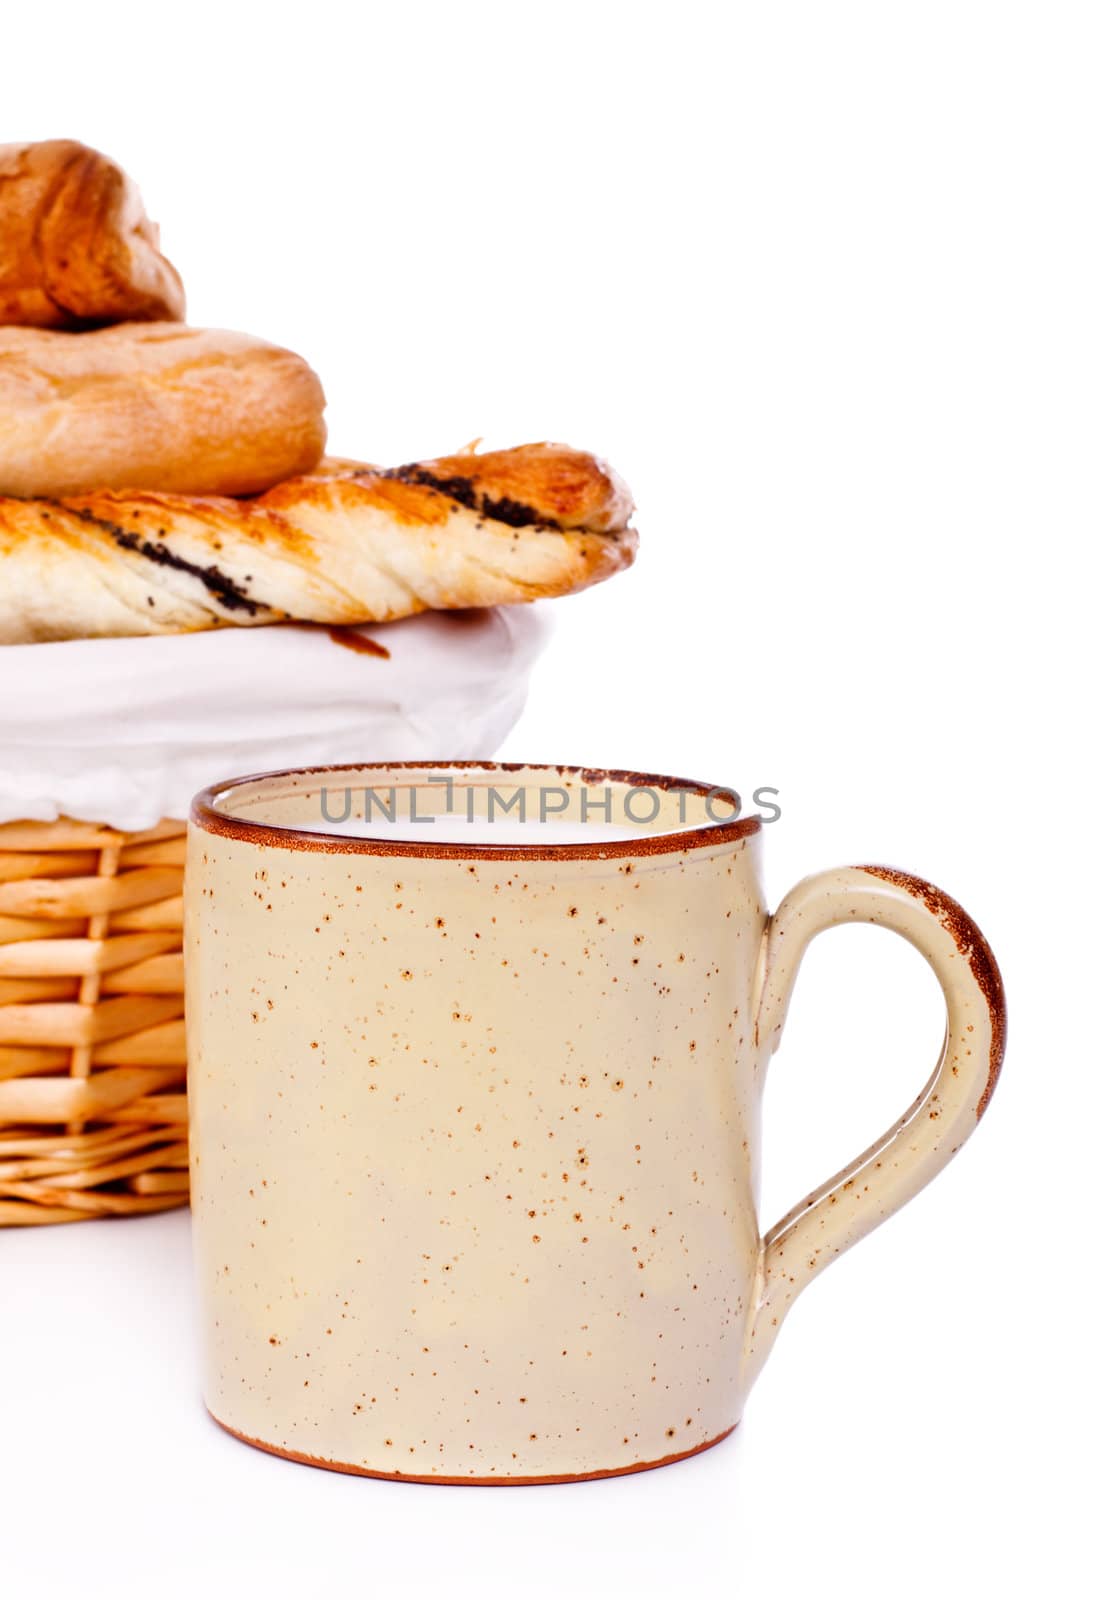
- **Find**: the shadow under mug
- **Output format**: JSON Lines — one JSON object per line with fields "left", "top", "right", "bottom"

{"left": 185, "top": 762, "right": 1005, "bottom": 1485}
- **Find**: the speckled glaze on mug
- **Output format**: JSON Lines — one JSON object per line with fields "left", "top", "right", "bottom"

{"left": 185, "top": 764, "right": 1005, "bottom": 1485}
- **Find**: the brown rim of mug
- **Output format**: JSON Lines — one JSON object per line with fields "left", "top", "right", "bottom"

{"left": 190, "top": 760, "right": 762, "bottom": 862}
{"left": 208, "top": 1409, "right": 738, "bottom": 1485}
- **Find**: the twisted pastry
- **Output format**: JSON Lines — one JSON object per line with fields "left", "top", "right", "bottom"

{"left": 0, "top": 444, "right": 637, "bottom": 644}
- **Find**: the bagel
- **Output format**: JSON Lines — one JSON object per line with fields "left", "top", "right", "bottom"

{"left": 0, "top": 322, "right": 327, "bottom": 499}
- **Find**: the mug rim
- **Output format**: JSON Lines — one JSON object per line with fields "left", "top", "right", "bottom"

{"left": 190, "top": 760, "right": 762, "bottom": 862}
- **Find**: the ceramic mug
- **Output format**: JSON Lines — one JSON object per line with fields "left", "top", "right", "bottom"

{"left": 185, "top": 762, "right": 1005, "bottom": 1485}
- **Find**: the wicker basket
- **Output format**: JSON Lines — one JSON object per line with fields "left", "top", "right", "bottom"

{"left": 0, "top": 816, "right": 189, "bottom": 1225}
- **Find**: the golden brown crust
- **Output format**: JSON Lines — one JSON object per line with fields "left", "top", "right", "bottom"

{"left": 0, "top": 448, "right": 636, "bottom": 643}
{"left": 0, "top": 323, "right": 327, "bottom": 498}
{"left": 0, "top": 140, "right": 185, "bottom": 329}
{"left": 385, "top": 442, "right": 633, "bottom": 534}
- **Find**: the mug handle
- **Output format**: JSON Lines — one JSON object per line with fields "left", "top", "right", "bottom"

{"left": 742, "top": 865, "right": 1006, "bottom": 1386}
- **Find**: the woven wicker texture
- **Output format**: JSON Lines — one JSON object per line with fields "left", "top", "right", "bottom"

{"left": 0, "top": 817, "right": 188, "bottom": 1224}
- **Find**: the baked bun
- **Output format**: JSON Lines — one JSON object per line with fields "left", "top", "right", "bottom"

{"left": 0, "top": 322, "right": 327, "bottom": 498}
{"left": 0, "top": 139, "right": 185, "bottom": 329}
{"left": 0, "top": 445, "right": 637, "bottom": 643}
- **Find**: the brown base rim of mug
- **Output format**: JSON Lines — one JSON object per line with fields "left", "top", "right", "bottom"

{"left": 207, "top": 1409, "right": 738, "bottom": 1486}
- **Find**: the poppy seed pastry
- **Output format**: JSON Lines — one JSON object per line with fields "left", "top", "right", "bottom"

{"left": 0, "top": 444, "right": 637, "bottom": 643}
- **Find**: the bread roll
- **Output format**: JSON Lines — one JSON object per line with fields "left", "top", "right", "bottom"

{"left": 0, "top": 445, "right": 637, "bottom": 643}
{"left": 0, "top": 323, "right": 327, "bottom": 498}
{"left": 0, "top": 139, "right": 185, "bottom": 329}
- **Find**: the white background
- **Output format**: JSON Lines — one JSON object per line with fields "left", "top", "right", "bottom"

{"left": 3, "top": 3, "right": 1089, "bottom": 1596}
